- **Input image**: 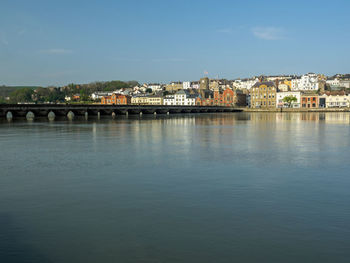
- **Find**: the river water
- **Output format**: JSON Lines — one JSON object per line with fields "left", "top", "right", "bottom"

{"left": 0, "top": 112, "right": 350, "bottom": 263}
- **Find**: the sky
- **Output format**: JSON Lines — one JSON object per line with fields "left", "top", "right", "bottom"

{"left": 0, "top": 0, "right": 349, "bottom": 86}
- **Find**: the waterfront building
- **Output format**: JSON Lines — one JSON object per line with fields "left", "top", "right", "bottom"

{"left": 163, "top": 90, "right": 197, "bottom": 105}
{"left": 131, "top": 95, "right": 149, "bottom": 105}
{"left": 319, "top": 92, "right": 350, "bottom": 108}
{"left": 196, "top": 96, "right": 213, "bottom": 106}
{"left": 276, "top": 91, "right": 301, "bottom": 108}
{"left": 101, "top": 94, "right": 131, "bottom": 105}
{"left": 250, "top": 81, "right": 277, "bottom": 108}
{"left": 300, "top": 94, "right": 319, "bottom": 108}
{"left": 163, "top": 95, "right": 175, "bottom": 105}
{"left": 147, "top": 95, "right": 163, "bottom": 105}
{"left": 131, "top": 94, "right": 163, "bottom": 105}
{"left": 213, "top": 87, "right": 234, "bottom": 106}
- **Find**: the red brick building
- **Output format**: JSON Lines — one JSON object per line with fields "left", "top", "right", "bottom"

{"left": 196, "top": 87, "right": 245, "bottom": 107}
{"left": 101, "top": 94, "right": 131, "bottom": 105}
{"left": 301, "top": 94, "right": 319, "bottom": 108}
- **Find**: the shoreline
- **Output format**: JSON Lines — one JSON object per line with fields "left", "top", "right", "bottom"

{"left": 242, "top": 108, "right": 350, "bottom": 112}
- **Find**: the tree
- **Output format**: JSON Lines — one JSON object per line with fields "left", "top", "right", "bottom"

{"left": 0, "top": 96, "right": 7, "bottom": 104}
{"left": 282, "top": 95, "right": 297, "bottom": 107}
{"left": 9, "top": 88, "right": 34, "bottom": 103}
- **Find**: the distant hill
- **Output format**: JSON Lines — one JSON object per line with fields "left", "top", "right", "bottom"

{"left": 0, "top": 86, "right": 40, "bottom": 97}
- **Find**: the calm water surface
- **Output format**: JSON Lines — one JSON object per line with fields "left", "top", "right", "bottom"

{"left": 0, "top": 112, "right": 350, "bottom": 263}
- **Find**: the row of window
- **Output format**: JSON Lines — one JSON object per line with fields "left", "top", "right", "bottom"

{"left": 252, "top": 94, "right": 275, "bottom": 99}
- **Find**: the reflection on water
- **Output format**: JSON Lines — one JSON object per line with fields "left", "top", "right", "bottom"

{"left": 0, "top": 112, "right": 350, "bottom": 263}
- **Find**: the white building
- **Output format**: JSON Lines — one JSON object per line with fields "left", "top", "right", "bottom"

{"left": 278, "top": 83, "right": 290, "bottom": 92}
{"left": 233, "top": 78, "right": 259, "bottom": 90}
{"left": 147, "top": 84, "right": 163, "bottom": 92}
{"left": 276, "top": 91, "right": 301, "bottom": 108}
{"left": 91, "top": 92, "right": 112, "bottom": 100}
{"left": 267, "top": 75, "right": 293, "bottom": 81}
{"left": 291, "top": 73, "right": 319, "bottom": 91}
{"left": 320, "top": 94, "right": 350, "bottom": 108}
{"left": 183, "top": 81, "right": 191, "bottom": 89}
{"left": 326, "top": 78, "right": 341, "bottom": 87}
{"left": 191, "top": 82, "right": 200, "bottom": 89}
{"left": 163, "top": 90, "right": 197, "bottom": 105}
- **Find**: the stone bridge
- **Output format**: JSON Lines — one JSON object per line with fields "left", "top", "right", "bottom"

{"left": 0, "top": 104, "right": 243, "bottom": 120}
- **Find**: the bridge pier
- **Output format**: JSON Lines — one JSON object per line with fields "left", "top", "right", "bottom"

{"left": 140, "top": 111, "right": 143, "bottom": 116}
{"left": 26, "top": 111, "right": 35, "bottom": 121}
{"left": 112, "top": 112, "right": 116, "bottom": 118}
{"left": 6, "top": 111, "right": 13, "bottom": 121}
{"left": 84, "top": 111, "right": 88, "bottom": 119}
{"left": 97, "top": 111, "right": 101, "bottom": 119}
{"left": 48, "top": 111, "right": 55, "bottom": 121}
{"left": 67, "top": 111, "right": 75, "bottom": 120}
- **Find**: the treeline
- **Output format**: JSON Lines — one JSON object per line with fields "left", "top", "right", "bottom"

{"left": 0, "top": 80, "right": 139, "bottom": 103}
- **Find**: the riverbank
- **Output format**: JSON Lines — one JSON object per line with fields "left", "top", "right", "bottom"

{"left": 242, "top": 107, "right": 350, "bottom": 112}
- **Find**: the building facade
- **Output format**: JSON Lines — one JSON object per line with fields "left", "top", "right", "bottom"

{"left": 320, "top": 94, "right": 350, "bottom": 108}
{"left": 250, "top": 81, "right": 277, "bottom": 108}
{"left": 101, "top": 94, "right": 131, "bottom": 105}
{"left": 291, "top": 73, "right": 319, "bottom": 91}
{"left": 301, "top": 94, "right": 319, "bottom": 108}
{"left": 276, "top": 91, "right": 301, "bottom": 108}
{"left": 163, "top": 90, "right": 197, "bottom": 105}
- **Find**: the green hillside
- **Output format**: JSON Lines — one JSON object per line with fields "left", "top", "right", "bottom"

{"left": 0, "top": 86, "right": 40, "bottom": 97}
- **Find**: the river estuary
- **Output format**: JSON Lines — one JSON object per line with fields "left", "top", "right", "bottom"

{"left": 0, "top": 112, "right": 349, "bottom": 263}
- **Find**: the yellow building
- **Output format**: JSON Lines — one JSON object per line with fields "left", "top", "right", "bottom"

{"left": 250, "top": 81, "right": 277, "bottom": 108}
{"left": 147, "top": 96, "right": 163, "bottom": 105}
{"left": 131, "top": 96, "right": 148, "bottom": 105}
{"left": 131, "top": 95, "right": 163, "bottom": 105}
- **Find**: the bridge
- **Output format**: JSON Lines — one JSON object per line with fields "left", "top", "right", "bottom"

{"left": 0, "top": 104, "right": 243, "bottom": 120}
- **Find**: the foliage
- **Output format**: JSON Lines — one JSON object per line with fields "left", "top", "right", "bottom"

{"left": 3, "top": 80, "right": 139, "bottom": 103}
{"left": 145, "top": 88, "right": 153, "bottom": 93}
{"left": 282, "top": 95, "right": 297, "bottom": 107}
{"left": 9, "top": 88, "right": 34, "bottom": 103}
{"left": 0, "top": 96, "right": 7, "bottom": 104}
{"left": 0, "top": 86, "right": 38, "bottom": 97}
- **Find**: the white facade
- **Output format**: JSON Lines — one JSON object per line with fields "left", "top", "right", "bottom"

{"left": 147, "top": 84, "right": 162, "bottom": 92}
{"left": 191, "top": 83, "right": 200, "bottom": 89}
{"left": 291, "top": 73, "right": 319, "bottom": 91}
{"left": 163, "top": 90, "right": 196, "bottom": 105}
{"left": 91, "top": 92, "right": 112, "bottom": 100}
{"left": 183, "top": 81, "right": 191, "bottom": 89}
{"left": 276, "top": 91, "right": 301, "bottom": 108}
{"left": 267, "top": 76, "right": 293, "bottom": 81}
{"left": 278, "top": 83, "right": 290, "bottom": 92}
{"left": 321, "top": 95, "right": 350, "bottom": 108}
{"left": 163, "top": 95, "right": 175, "bottom": 105}
{"left": 326, "top": 78, "right": 340, "bottom": 87}
{"left": 233, "top": 78, "right": 259, "bottom": 90}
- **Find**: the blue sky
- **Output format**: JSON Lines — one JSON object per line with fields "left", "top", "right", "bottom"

{"left": 0, "top": 0, "right": 349, "bottom": 86}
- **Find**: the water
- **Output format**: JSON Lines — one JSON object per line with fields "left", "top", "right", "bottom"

{"left": 0, "top": 112, "right": 350, "bottom": 263}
